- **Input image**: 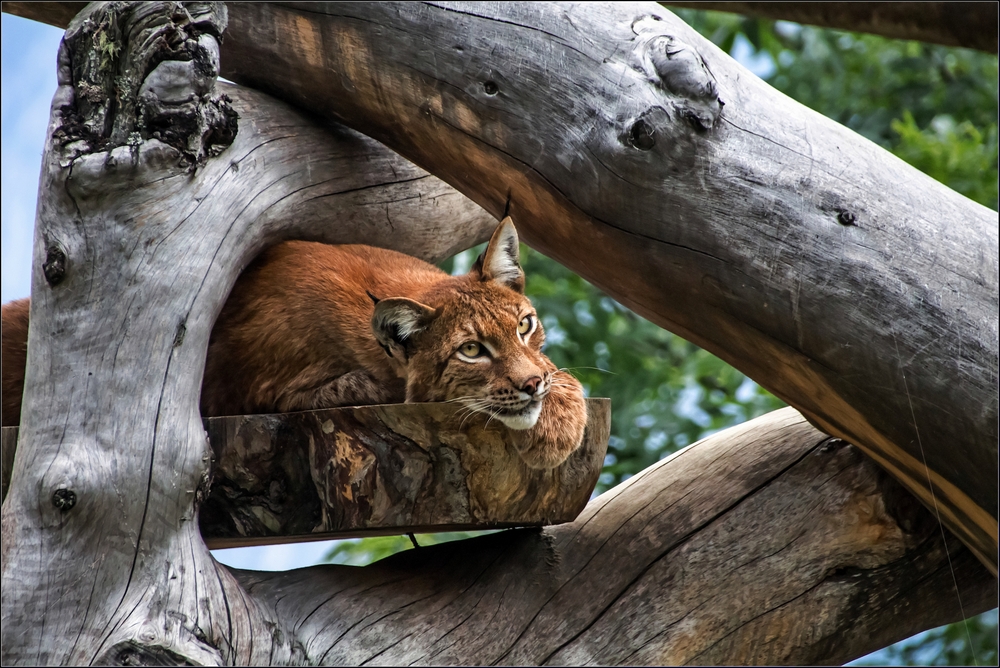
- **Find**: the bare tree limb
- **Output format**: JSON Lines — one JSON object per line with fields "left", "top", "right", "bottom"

{"left": 7, "top": 2, "right": 997, "bottom": 53}
{"left": 0, "top": 2, "right": 493, "bottom": 663}
{"left": 232, "top": 408, "right": 996, "bottom": 666}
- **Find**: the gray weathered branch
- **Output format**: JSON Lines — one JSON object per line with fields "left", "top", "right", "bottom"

{"left": 233, "top": 408, "right": 996, "bottom": 666}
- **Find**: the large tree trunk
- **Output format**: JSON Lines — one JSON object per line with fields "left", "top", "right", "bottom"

{"left": 1, "top": 2, "right": 996, "bottom": 665}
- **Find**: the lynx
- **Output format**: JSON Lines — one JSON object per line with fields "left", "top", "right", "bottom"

{"left": 1, "top": 218, "right": 587, "bottom": 469}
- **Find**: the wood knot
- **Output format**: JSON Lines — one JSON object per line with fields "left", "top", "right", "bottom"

{"left": 646, "top": 35, "right": 722, "bottom": 129}
{"left": 52, "top": 487, "right": 77, "bottom": 511}
{"left": 837, "top": 210, "right": 857, "bottom": 226}
{"left": 43, "top": 243, "right": 67, "bottom": 286}
{"left": 628, "top": 118, "right": 656, "bottom": 150}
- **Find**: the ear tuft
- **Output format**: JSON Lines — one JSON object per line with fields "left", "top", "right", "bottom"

{"left": 478, "top": 216, "right": 524, "bottom": 292}
{"left": 371, "top": 298, "right": 439, "bottom": 360}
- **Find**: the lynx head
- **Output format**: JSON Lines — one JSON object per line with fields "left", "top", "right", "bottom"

{"left": 371, "top": 217, "right": 555, "bottom": 430}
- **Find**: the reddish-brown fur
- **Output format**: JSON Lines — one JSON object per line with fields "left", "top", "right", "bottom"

{"left": 1, "top": 221, "right": 587, "bottom": 468}
{"left": 1, "top": 298, "right": 30, "bottom": 429}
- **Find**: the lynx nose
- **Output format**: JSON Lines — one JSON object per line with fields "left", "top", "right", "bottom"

{"left": 521, "top": 376, "right": 543, "bottom": 396}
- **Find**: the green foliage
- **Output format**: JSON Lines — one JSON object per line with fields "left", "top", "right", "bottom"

{"left": 891, "top": 111, "right": 999, "bottom": 210}
{"left": 323, "top": 531, "right": 492, "bottom": 565}
{"left": 323, "top": 10, "right": 998, "bottom": 666}
{"left": 675, "top": 8, "right": 999, "bottom": 211}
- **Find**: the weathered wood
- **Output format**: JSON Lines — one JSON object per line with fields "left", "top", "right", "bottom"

{"left": 6, "top": 0, "right": 997, "bottom": 577}
{"left": 205, "top": 1, "right": 998, "bottom": 574}
{"left": 0, "top": 3, "right": 494, "bottom": 664}
{"left": 664, "top": 2, "right": 999, "bottom": 53}
{"left": 205, "top": 399, "right": 608, "bottom": 547}
{"left": 233, "top": 408, "right": 996, "bottom": 666}
{"left": 2, "top": 1, "right": 87, "bottom": 29}
{"left": 1, "top": 399, "right": 609, "bottom": 548}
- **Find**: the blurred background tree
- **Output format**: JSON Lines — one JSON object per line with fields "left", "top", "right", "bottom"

{"left": 324, "top": 8, "right": 998, "bottom": 666}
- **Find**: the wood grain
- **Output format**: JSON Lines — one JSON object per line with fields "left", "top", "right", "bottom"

{"left": 200, "top": 399, "right": 609, "bottom": 548}
{"left": 2, "top": 399, "right": 609, "bottom": 548}
{"left": 9, "top": 2, "right": 996, "bottom": 52}
{"left": 0, "top": 3, "right": 493, "bottom": 664}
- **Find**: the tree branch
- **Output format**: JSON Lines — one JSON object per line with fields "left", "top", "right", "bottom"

{"left": 232, "top": 408, "right": 997, "bottom": 666}
{"left": 8, "top": 2, "right": 997, "bottom": 53}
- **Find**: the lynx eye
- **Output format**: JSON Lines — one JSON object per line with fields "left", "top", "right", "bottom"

{"left": 518, "top": 315, "right": 533, "bottom": 336}
{"left": 459, "top": 341, "right": 484, "bottom": 358}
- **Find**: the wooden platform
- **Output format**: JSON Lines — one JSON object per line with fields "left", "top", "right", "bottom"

{"left": 2, "top": 399, "right": 610, "bottom": 549}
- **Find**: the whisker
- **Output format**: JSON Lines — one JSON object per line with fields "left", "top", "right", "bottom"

{"left": 558, "top": 366, "right": 616, "bottom": 376}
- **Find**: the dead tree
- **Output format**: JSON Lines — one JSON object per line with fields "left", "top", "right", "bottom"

{"left": 1, "top": 2, "right": 996, "bottom": 666}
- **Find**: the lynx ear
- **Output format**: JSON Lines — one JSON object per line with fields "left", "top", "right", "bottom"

{"left": 477, "top": 216, "right": 524, "bottom": 292}
{"left": 371, "top": 297, "right": 439, "bottom": 359}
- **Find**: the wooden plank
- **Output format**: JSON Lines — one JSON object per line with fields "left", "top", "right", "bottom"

{"left": 2, "top": 399, "right": 609, "bottom": 548}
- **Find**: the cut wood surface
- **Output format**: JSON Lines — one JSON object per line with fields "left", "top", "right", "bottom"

{"left": 203, "top": 1, "right": 996, "bottom": 573}
{"left": 233, "top": 408, "right": 996, "bottom": 666}
{"left": 205, "top": 399, "right": 608, "bottom": 547}
{"left": 664, "top": 2, "right": 999, "bottom": 53}
{"left": 2, "top": 399, "right": 610, "bottom": 548}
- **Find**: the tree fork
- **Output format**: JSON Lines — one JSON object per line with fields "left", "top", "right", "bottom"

{"left": 0, "top": 2, "right": 494, "bottom": 663}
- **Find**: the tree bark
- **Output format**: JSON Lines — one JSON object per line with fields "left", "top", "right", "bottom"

{"left": 1, "top": 2, "right": 996, "bottom": 665}
{"left": 664, "top": 2, "right": 999, "bottom": 54}
{"left": 197, "top": 1, "right": 996, "bottom": 575}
